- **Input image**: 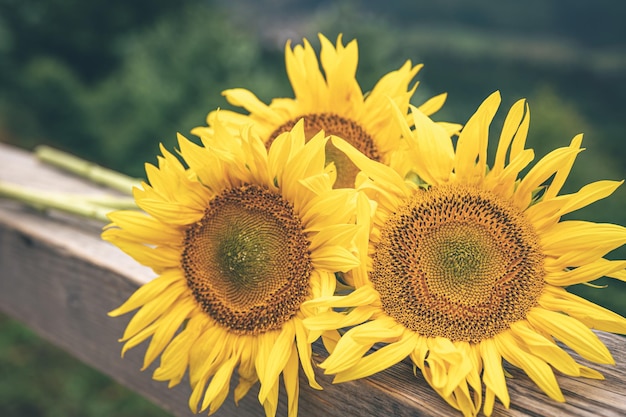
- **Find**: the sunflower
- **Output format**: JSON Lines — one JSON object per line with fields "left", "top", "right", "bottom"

{"left": 103, "top": 119, "right": 364, "bottom": 417}
{"left": 191, "top": 33, "right": 458, "bottom": 189}
{"left": 303, "top": 91, "right": 626, "bottom": 416}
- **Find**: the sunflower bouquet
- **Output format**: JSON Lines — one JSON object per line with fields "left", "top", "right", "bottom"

{"left": 4, "top": 34, "right": 625, "bottom": 417}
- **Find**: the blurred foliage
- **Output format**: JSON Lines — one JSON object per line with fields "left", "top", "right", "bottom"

{"left": 0, "top": 314, "right": 172, "bottom": 417}
{"left": 81, "top": 4, "right": 288, "bottom": 176}
{"left": 0, "top": 1, "right": 289, "bottom": 177}
{"left": 0, "top": 0, "right": 625, "bottom": 415}
{"left": 358, "top": 0, "right": 626, "bottom": 48}
{"left": 0, "top": 0, "right": 192, "bottom": 82}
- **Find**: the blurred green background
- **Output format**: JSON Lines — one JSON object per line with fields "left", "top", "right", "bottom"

{"left": 1, "top": 0, "right": 624, "bottom": 415}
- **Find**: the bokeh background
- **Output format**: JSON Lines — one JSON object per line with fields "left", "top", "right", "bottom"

{"left": 1, "top": 0, "right": 624, "bottom": 415}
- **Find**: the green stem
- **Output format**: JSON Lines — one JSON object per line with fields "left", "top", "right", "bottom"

{"left": 83, "top": 195, "right": 139, "bottom": 209}
{"left": 0, "top": 181, "right": 122, "bottom": 222}
{"left": 35, "top": 145, "right": 142, "bottom": 195}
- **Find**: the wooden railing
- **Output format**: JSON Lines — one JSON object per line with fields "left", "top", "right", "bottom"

{"left": 0, "top": 142, "right": 624, "bottom": 417}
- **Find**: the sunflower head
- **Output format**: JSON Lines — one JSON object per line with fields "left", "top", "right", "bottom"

{"left": 372, "top": 183, "right": 546, "bottom": 344}
{"left": 305, "top": 91, "right": 626, "bottom": 417}
{"left": 104, "top": 118, "right": 363, "bottom": 417}
{"left": 181, "top": 183, "right": 313, "bottom": 335}
{"left": 192, "top": 33, "right": 458, "bottom": 188}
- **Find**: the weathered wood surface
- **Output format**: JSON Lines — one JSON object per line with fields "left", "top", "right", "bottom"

{"left": 0, "top": 142, "right": 625, "bottom": 417}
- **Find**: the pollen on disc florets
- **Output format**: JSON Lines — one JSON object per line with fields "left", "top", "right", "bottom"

{"left": 182, "top": 184, "right": 312, "bottom": 335}
{"left": 268, "top": 113, "right": 380, "bottom": 188}
{"left": 371, "top": 184, "right": 545, "bottom": 343}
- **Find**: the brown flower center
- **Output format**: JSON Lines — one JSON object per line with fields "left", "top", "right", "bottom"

{"left": 268, "top": 113, "right": 380, "bottom": 188}
{"left": 371, "top": 184, "right": 545, "bottom": 343}
{"left": 182, "top": 184, "right": 311, "bottom": 335}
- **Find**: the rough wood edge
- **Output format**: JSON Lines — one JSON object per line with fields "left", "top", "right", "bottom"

{"left": 1, "top": 142, "right": 625, "bottom": 417}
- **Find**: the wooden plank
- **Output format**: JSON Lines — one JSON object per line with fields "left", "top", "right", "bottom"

{"left": 0, "top": 142, "right": 625, "bottom": 417}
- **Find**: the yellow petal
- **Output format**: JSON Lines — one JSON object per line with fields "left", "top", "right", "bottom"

{"left": 347, "top": 317, "right": 404, "bottom": 344}
{"left": 406, "top": 104, "right": 455, "bottom": 185}
{"left": 102, "top": 235, "right": 180, "bottom": 271}
{"left": 488, "top": 148, "right": 534, "bottom": 200}
{"left": 260, "top": 378, "right": 279, "bottom": 417}
{"left": 608, "top": 268, "right": 626, "bottom": 282}
{"left": 233, "top": 377, "right": 256, "bottom": 406}
{"left": 200, "top": 355, "right": 238, "bottom": 413}
{"left": 282, "top": 343, "right": 300, "bottom": 417}
{"left": 106, "top": 210, "right": 182, "bottom": 244}
{"left": 294, "top": 318, "right": 322, "bottom": 390}
{"left": 222, "top": 88, "right": 282, "bottom": 125}
{"left": 368, "top": 60, "right": 420, "bottom": 113}
{"left": 320, "top": 35, "right": 362, "bottom": 115}
{"left": 258, "top": 321, "right": 296, "bottom": 402}
{"left": 331, "top": 135, "right": 409, "bottom": 199}
{"left": 479, "top": 338, "right": 510, "bottom": 411}
{"left": 545, "top": 258, "right": 626, "bottom": 286}
{"left": 455, "top": 91, "right": 500, "bottom": 184}
{"left": 308, "top": 269, "right": 336, "bottom": 300}
{"left": 438, "top": 121, "right": 463, "bottom": 136}
{"left": 303, "top": 306, "right": 375, "bottom": 333}
{"left": 120, "top": 321, "right": 159, "bottom": 357}
{"left": 555, "top": 180, "right": 623, "bottom": 217}
{"left": 526, "top": 308, "right": 614, "bottom": 364}
{"left": 492, "top": 99, "right": 526, "bottom": 177}
{"left": 177, "top": 133, "right": 224, "bottom": 188}
{"left": 510, "top": 321, "right": 581, "bottom": 376}
{"left": 120, "top": 280, "right": 188, "bottom": 341}
{"left": 514, "top": 146, "right": 581, "bottom": 209}
{"left": 451, "top": 382, "right": 479, "bottom": 417}
{"left": 134, "top": 197, "right": 204, "bottom": 225}
{"left": 267, "top": 125, "right": 300, "bottom": 187}
{"left": 510, "top": 101, "right": 530, "bottom": 161}
{"left": 310, "top": 245, "right": 360, "bottom": 272}
{"left": 302, "top": 285, "right": 379, "bottom": 311}
{"left": 333, "top": 331, "right": 418, "bottom": 383}
{"left": 308, "top": 224, "right": 359, "bottom": 253}
{"left": 320, "top": 326, "right": 378, "bottom": 374}
{"left": 578, "top": 365, "right": 604, "bottom": 380}
{"left": 351, "top": 192, "right": 375, "bottom": 289}
{"left": 283, "top": 131, "right": 328, "bottom": 195}
{"left": 288, "top": 39, "right": 326, "bottom": 108}
{"left": 417, "top": 92, "right": 448, "bottom": 116}
{"left": 409, "top": 335, "right": 430, "bottom": 369}
{"left": 202, "top": 108, "right": 252, "bottom": 132}
{"left": 142, "top": 299, "right": 196, "bottom": 370}
{"left": 524, "top": 181, "right": 622, "bottom": 232}
{"left": 455, "top": 341, "right": 482, "bottom": 402}
{"left": 541, "top": 221, "right": 626, "bottom": 262}
{"left": 298, "top": 172, "right": 333, "bottom": 196}
{"left": 254, "top": 331, "right": 277, "bottom": 383}
{"left": 189, "top": 328, "right": 230, "bottom": 386}
{"left": 189, "top": 374, "right": 209, "bottom": 413}
{"left": 300, "top": 188, "right": 358, "bottom": 229}
{"left": 424, "top": 337, "right": 473, "bottom": 397}
{"left": 540, "top": 286, "right": 626, "bottom": 334}
{"left": 145, "top": 147, "right": 211, "bottom": 209}
{"left": 542, "top": 135, "right": 583, "bottom": 200}
{"left": 108, "top": 268, "right": 182, "bottom": 316}
{"left": 483, "top": 388, "right": 497, "bottom": 417}
{"left": 494, "top": 331, "right": 564, "bottom": 402}
{"left": 153, "top": 313, "right": 204, "bottom": 386}
{"left": 234, "top": 339, "right": 258, "bottom": 404}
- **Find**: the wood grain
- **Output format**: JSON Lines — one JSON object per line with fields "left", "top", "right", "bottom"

{"left": 1, "top": 142, "right": 625, "bottom": 417}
